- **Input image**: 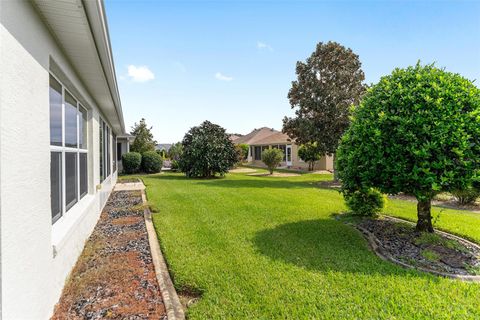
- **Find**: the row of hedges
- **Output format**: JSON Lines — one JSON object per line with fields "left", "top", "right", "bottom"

{"left": 122, "top": 151, "right": 163, "bottom": 174}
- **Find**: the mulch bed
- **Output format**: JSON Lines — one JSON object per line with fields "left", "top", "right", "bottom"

{"left": 357, "top": 218, "right": 480, "bottom": 276}
{"left": 52, "top": 190, "right": 166, "bottom": 320}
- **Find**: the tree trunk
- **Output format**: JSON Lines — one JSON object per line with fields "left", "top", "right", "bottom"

{"left": 269, "top": 167, "right": 273, "bottom": 175}
{"left": 416, "top": 198, "right": 434, "bottom": 233}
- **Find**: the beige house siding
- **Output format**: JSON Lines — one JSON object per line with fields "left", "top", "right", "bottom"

{"left": 248, "top": 143, "right": 333, "bottom": 171}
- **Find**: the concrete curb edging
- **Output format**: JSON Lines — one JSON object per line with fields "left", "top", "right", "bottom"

{"left": 141, "top": 189, "right": 186, "bottom": 320}
{"left": 352, "top": 216, "right": 480, "bottom": 282}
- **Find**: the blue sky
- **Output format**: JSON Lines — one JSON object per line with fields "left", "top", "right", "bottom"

{"left": 105, "top": 0, "right": 480, "bottom": 143}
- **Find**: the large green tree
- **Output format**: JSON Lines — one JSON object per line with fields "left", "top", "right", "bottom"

{"left": 337, "top": 63, "right": 480, "bottom": 232}
{"left": 130, "top": 118, "right": 157, "bottom": 154}
{"left": 283, "top": 41, "right": 366, "bottom": 174}
{"left": 179, "top": 121, "right": 238, "bottom": 178}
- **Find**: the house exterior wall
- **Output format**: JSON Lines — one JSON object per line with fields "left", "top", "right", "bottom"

{"left": 248, "top": 143, "right": 334, "bottom": 171}
{"left": 1, "top": 2, "right": 118, "bottom": 319}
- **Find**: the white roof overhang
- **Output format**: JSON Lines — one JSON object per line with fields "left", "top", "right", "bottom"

{"left": 32, "top": 0, "right": 125, "bottom": 134}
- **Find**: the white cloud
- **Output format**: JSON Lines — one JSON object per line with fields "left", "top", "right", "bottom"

{"left": 257, "top": 41, "right": 273, "bottom": 51}
{"left": 215, "top": 72, "right": 233, "bottom": 81}
{"left": 127, "top": 65, "right": 155, "bottom": 82}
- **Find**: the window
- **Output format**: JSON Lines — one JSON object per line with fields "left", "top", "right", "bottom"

{"left": 117, "top": 142, "right": 122, "bottom": 161}
{"left": 99, "top": 118, "right": 112, "bottom": 182}
{"left": 49, "top": 74, "right": 89, "bottom": 223}
{"left": 254, "top": 146, "right": 262, "bottom": 160}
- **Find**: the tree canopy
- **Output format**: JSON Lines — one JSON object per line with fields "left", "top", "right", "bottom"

{"left": 298, "top": 142, "right": 322, "bottom": 171}
{"left": 283, "top": 41, "right": 366, "bottom": 156}
{"left": 179, "top": 121, "right": 238, "bottom": 178}
{"left": 130, "top": 118, "right": 157, "bottom": 154}
{"left": 337, "top": 63, "right": 480, "bottom": 232}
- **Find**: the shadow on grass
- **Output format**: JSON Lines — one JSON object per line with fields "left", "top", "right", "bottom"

{"left": 196, "top": 178, "right": 325, "bottom": 189}
{"left": 253, "top": 219, "right": 431, "bottom": 278}
{"left": 146, "top": 174, "right": 324, "bottom": 189}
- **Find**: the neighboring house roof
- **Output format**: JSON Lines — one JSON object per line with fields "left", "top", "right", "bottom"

{"left": 156, "top": 144, "right": 172, "bottom": 151}
{"left": 229, "top": 134, "right": 242, "bottom": 141}
{"left": 32, "top": 0, "right": 125, "bottom": 135}
{"left": 233, "top": 127, "right": 293, "bottom": 145}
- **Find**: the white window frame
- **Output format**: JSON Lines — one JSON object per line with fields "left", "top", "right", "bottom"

{"left": 99, "top": 117, "right": 112, "bottom": 182}
{"left": 50, "top": 73, "right": 89, "bottom": 224}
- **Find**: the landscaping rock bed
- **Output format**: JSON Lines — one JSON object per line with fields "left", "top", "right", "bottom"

{"left": 52, "top": 190, "right": 166, "bottom": 319}
{"left": 356, "top": 217, "right": 480, "bottom": 278}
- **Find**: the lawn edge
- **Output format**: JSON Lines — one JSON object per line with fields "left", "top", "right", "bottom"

{"left": 142, "top": 188, "right": 186, "bottom": 320}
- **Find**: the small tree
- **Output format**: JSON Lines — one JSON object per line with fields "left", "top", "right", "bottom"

{"left": 283, "top": 41, "right": 366, "bottom": 178}
{"left": 130, "top": 118, "right": 157, "bottom": 154}
{"left": 238, "top": 144, "right": 249, "bottom": 161}
{"left": 179, "top": 121, "right": 238, "bottom": 178}
{"left": 337, "top": 63, "right": 480, "bottom": 232}
{"left": 168, "top": 142, "right": 183, "bottom": 160}
{"left": 262, "top": 148, "right": 284, "bottom": 174}
{"left": 298, "top": 142, "right": 322, "bottom": 171}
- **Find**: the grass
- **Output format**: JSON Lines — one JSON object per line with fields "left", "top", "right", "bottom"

{"left": 140, "top": 169, "right": 480, "bottom": 319}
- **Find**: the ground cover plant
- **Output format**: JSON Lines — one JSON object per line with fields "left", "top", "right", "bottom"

{"left": 141, "top": 170, "right": 480, "bottom": 319}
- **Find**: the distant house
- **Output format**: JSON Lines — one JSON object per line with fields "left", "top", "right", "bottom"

{"left": 233, "top": 127, "right": 333, "bottom": 171}
{"left": 1, "top": 1, "right": 129, "bottom": 318}
{"left": 156, "top": 143, "right": 172, "bottom": 152}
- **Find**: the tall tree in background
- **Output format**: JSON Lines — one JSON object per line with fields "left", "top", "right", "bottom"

{"left": 130, "top": 118, "right": 157, "bottom": 154}
{"left": 283, "top": 41, "right": 366, "bottom": 177}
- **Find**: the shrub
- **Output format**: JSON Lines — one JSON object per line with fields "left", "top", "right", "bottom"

{"left": 344, "top": 188, "right": 385, "bottom": 217}
{"left": 452, "top": 188, "right": 480, "bottom": 205}
{"left": 337, "top": 63, "right": 480, "bottom": 232}
{"left": 262, "top": 148, "right": 284, "bottom": 174}
{"left": 170, "top": 159, "right": 180, "bottom": 171}
{"left": 122, "top": 152, "right": 142, "bottom": 174}
{"left": 141, "top": 151, "right": 163, "bottom": 173}
{"left": 179, "top": 120, "right": 238, "bottom": 178}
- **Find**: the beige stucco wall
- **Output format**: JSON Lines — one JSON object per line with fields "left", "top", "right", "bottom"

{"left": 248, "top": 143, "right": 334, "bottom": 171}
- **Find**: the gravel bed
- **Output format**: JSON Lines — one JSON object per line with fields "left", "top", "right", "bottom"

{"left": 52, "top": 190, "right": 165, "bottom": 319}
{"left": 357, "top": 218, "right": 480, "bottom": 276}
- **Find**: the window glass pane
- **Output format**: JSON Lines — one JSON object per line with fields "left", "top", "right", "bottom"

{"left": 79, "top": 105, "right": 88, "bottom": 149}
{"left": 100, "top": 121, "right": 104, "bottom": 181}
{"left": 49, "top": 75, "right": 62, "bottom": 146}
{"left": 80, "top": 153, "right": 88, "bottom": 198}
{"left": 65, "top": 152, "right": 78, "bottom": 210}
{"left": 51, "top": 152, "right": 62, "bottom": 222}
{"left": 254, "top": 146, "right": 262, "bottom": 160}
{"left": 64, "top": 91, "right": 78, "bottom": 148}
{"left": 279, "top": 145, "right": 286, "bottom": 161}
{"left": 117, "top": 142, "right": 122, "bottom": 161}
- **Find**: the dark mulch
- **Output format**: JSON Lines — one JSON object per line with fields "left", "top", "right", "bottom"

{"left": 357, "top": 218, "right": 480, "bottom": 276}
{"left": 52, "top": 190, "right": 166, "bottom": 320}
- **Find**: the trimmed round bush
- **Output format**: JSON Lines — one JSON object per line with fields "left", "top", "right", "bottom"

{"left": 122, "top": 152, "right": 142, "bottom": 174}
{"left": 344, "top": 188, "right": 385, "bottom": 216}
{"left": 141, "top": 151, "right": 163, "bottom": 174}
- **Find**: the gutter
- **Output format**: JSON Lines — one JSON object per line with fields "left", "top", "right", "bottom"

{"left": 82, "top": 0, "right": 126, "bottom": 135}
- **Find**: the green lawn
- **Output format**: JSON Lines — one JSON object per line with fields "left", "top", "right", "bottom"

{"left": 141, "top": 169, "right": 480, "bottom": 319}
